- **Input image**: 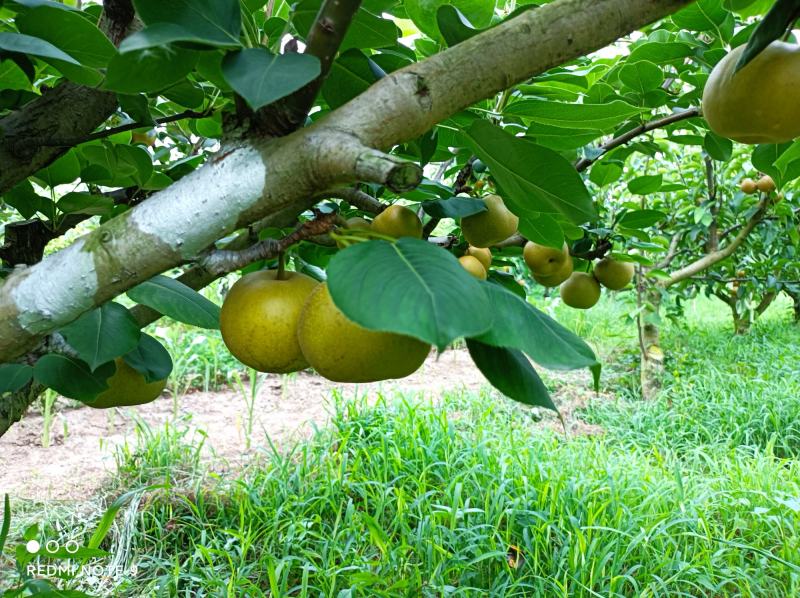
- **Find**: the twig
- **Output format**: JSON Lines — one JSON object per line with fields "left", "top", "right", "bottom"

{"left": 200, "top": 211, "right": 342, "bottom": 275}
{"left": 327, "top": 187, "right": 385, "bottom": 214}
{"left": 575, "top": 107, "right": 700, "bottom": 172}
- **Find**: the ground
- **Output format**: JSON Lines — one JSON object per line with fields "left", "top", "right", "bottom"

{"left": 0, "top": 348, "right": 602, "bottom": 502}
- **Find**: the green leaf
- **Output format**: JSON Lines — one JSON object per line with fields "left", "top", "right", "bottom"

{"left": 627, "top": 41, "right": 694, "bottom": 64}
{"left": 405, "top": 0, "right": 496, "bottom": 40}
{"left": 87, "top": 489, "right": 142, "bottom": 550}
{"left": 118, "top": 93, "right": 154, "bottom": 124}
{"left": 33, "top": 355, "right": 114, "bottom": 401}
{"left": 127, "top": 274, "right": 221, "bottom": 329}
{"left": 16, "top": 6, "right": 116, "bottom": 68}
{"left": 589, "top": 161, "right": 623, "bottom": 187}
{"left": 521, "top": 213, "right": 564, "bottom": 248}
{"left": 59, "top": 303, "right": 141, "bottom": 371}
{"left": 436, "top": 5, "right": 479, "bottom": 46}
{"left": 33, "top": 150, "right": 80, "bottom": 187}
{"left": 56, "top": 192, "right": 115, "bottom": 216}
{"left": 321, "top": 48, "right": 380, "bottom": 109}
{"left": 1, "top": 180, "right": 49, "bottom": 219}
{"left": 0, "top": 363, "right": 33, "bottom": 393}
{"left": 672, "top": 0, "right": 729, "bottom": 31}
{"left": 0, "top": 32, "right": 80, "bottom": 65}
{"left": 466, "top": 340, "right": 557, "bottom": 412}
{"left": 222, "top": 48, "right": 320, "bottom": 110}
{"left": 619, "top": 209, "right": 666, "bottom": 229}
{"left": 123, "top": 0, "right": 242, "bottom": 51}
{"left": 104, "top": 47, "right": 199, "bottom": 94}
{"left": 294, "top": 0, "right": 400, "bottom": 50}
{"left": 116, "top": 144, "right": 153, "bottom": 187}
{"left": 464, "top": 120, "right": 596, "bottom": 224}
{"left": 421, "top": 196, "right": 486, "bottom": 218}
{"left": 122, "top": 333, "right": 173, "bottom": 383}
{"left": 472, "top": 282, "right": 598, "bottom": 371}
{"left": 627, "top": 174, "right": 662, "bottom": 195}
{"left": 618, "top": 60, "right": 664, "bottom": 94}
{"left": 505, "top": 99, "right": 643, "bottom": 131}
{"left": 736, "top": 0, "right": 800, "bottom": 70}
{"left": 327, "top": 239, "right": 493, "bottom": 351}
{"left": 704, "top": 132, "right": 733, "bottom": 161}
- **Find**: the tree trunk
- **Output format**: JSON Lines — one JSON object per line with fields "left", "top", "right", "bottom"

{"left": 733, "top": 314, "right": 751, "bottom": 335}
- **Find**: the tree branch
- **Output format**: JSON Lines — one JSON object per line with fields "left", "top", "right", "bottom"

{"left": 575, "top": 107, "right": 700, "bottom": 172}
{"left": 653, "top": 232, "right": 683, "bottom": 270}
{"left": 329, "top": 188, "right": 386, "bottom": 214}
{"left": 664, "top": 196, "right": 770, "bottom": 287}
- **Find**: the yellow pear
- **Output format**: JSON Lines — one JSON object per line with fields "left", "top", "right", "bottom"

{"left": 220, "top": 270, "right": 319, "bottom": 373}
{"left": 756, "top": 175, "right": 776, "bottom": 193}
{"left": 465, "top": 246, "right": 492, "bottom": 271}
{"left": 523, "top": 241, "right": 570, "bottom": 276}
{"left": 740, "top": 178, "right": 757, "bottom": 194}
{"left": 560, "top": 272, "right": 601, "bottom": 309}
{"left": 89, "top": 358, "right": 166, "bottom": 409}
{"left": 460, "top": 194, "right": 519, "bottom": 247}
{"left": 297, "top": 283, "right": 430, "bottom": 383}
{"left": 458, "top": 255, "right": 487, "bottom": 280}
{"left": 533, "top": 256, "right": 573, "bottom": 287}
{"left": 593, "top": 258, "right": 634, "bottom": 291}
{"left": 703, "top": 41, "right": 800, "bottom": 144}
{"left": 370, "top": 205, "right": 422, "bottom": 239}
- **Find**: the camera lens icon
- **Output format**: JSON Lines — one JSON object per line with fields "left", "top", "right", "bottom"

{"left": 25, "top": 540, "right": 40, "bottom": 554}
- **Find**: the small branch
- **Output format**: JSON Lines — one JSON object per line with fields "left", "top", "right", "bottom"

{"left": 200, "top": 211, "right": 341, "bottom": 276}
{"left": 571, "top": 238, "right": 612, "bottom": 261}
{"left": 354, "top": 149, "right": 422, "bottom": 192}
{"left": 654, "top": 232, "right": 683, "bottom": 270}
{"left": 756, "top": 291, "right": 777, "bottom": 316}
{"left": 255, "top": 0, "right": 363, "bottom": 135}
{"left": 28, "top": 109, "right": 212, "bottom": 149}
{"left": 422, "top": 217, "right": 440, "bottom": 239}
{"left": 575, "top": 107, "right": 700, "bottom": 172}
{"left": 327, "top": 187, "right": 385, "bottom": 214}
{"left": 663, "top": 196, "right": 770, "bottom": 287}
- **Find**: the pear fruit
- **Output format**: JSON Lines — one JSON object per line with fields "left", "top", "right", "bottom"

{"left": 370, "top": 205, "right": 423, "bottom": 239}
{"left": 458, "top": 255, "right": 487, "bottom": 280}
{"left": 344, "top": 216, "right": 371, "bottom": 230}
{"left": 297, "top": 283, "right": 430, "bottom": 383}
{"left": 465, "top": 246, "right": 492, "bottom": 271}
{"left": 593, "top": 258, "right": 634, "bottom": 290}
{"left": 740, "top": 178, "right": 757, "bottom": 194}
{"left": 756, "top": 175, "right": 776, "bottom": 193}
{"left": 89, "top": 359, "right": 166, "bottom": 409}
{"left": 703, "top": 41, "right": 800, "bottom": 144}
{"left": 533, "top": 256, "right": 573, "bottom": 287}
{"left": 523, "top": 241, "right": 570, "bottom": 276}
{"left": 221, "top": 270, "right": 319, "bottom": 373}
{"left": 460, "top": 194, "right": 519, "bottom": 247}
{"left": 560, "top": 272, "right": 601, "bottom": 309}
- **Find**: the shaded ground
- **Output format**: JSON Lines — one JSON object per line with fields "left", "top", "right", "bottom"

{"left": 0, "top": 349, "right": 603, "bottom": 502}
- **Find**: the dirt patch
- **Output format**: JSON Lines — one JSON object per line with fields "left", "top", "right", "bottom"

{"left": 0, "top": 350, "right": 603, "bottom": 502}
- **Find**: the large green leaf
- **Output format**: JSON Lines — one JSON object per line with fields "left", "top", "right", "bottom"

{"left": 33, "top": 355, "right": 114, "bottom": 401}
{"left": 627, "top": 174, "right": 662, "bottom": 195}
{"left": 0, "top": 363, "right": 33, "bottom": 393}
{"left": 472, "top": 282, "right": 598, "bottom": 371}
{"left": 127, "top": 275, "right": 221, "bottom": 329}
{"left": 58, "top": 303, "right": 141, "bottom": 371}
{"left": 619, "top": 209, "right": 666, "bottom": 229}
{"left": 464, "top": 120, "right": 596, "bottom": 224}
{"left": 672, "top": 0, "right": 729, "bottom": 31}
{"left": 321, "top": 49, "right": 381, "bottom": 109}
{"left": 466, "top": 340, "right": 557, "bottom": 412}
{"left": 421, "top": 196, "right": 486, "bottom": 219}
{"left": 16, "top": 6, "right": 116, "bottom": 68}
{"left": 618, "top": 60, "right": 664, "bottom": 94}
{"left": 0, "top": 32, "right": 80, "bottom": 65}
{"left": 123, "top": 0, "right": 242, "bottom": 51}
{"left": 504, "top": 99, "right": 643, "bottom": 131}
{"left": 104, "top": 47, "right": 199, "bottom": 93}
{"left": 521, "top": 213, "right": 564, "bottom": 248}
{"left": 326, "top": 238, "right": 493, "bottom": 351}
{"left": 627, "top": 41, "right": 694, "bottom": 64}
{"left": 222, "top": 48, "right": 320, "bottom": 110}
{"left": 122, "top": 333, "right": 173, "bottom": 383}
{"left": 33, "top": 150, "right": 80, "bottom": 187}
{"left": 405, "top": 0, "right": 496, "bottom": 40}
{"left": 436, "top": 5, "right": 479, "bottom": 46}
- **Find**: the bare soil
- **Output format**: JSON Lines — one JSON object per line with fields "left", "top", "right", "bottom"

{"left": 0, "top": 349, "right": 603, "bottom": 503}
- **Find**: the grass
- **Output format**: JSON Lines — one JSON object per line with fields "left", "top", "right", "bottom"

{"left": 4, "top": 293, "right": 800, "bottom": 597}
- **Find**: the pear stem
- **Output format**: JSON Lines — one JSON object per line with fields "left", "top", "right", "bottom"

{"left": 277, "top": 251, "right": 287, "bottom": 281}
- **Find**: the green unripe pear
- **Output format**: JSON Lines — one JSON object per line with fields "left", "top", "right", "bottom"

{"left": 297, "top": 283, "right": 430, "bottom": 383}
{"left": 593, "top": 258, "right": 634, "bottom": 290}
{"left": 560, "top": 272, "right": 601, "bottom": 309}
{"left": 221, "top": 270, "right": 319, "bottom": 373}
{"left": 464, "top": 246, "right": 492, "bottom": 271}
{"left": 460, "top": 194, "right": 519, "bottom": 248}
{"left": 523, "top": 241, "right": 570, "bottom": 276}
{"left": 371, "top": 205, "right": 423, "bottom": 239}
{"left": 89, "top": 358, "right": 166, "bottom": 409}
{"left": 458, "top": 255, "right": 487, "bottom": 280}
{"left": 533, "top": 256, "right": 573, "bottom": 287}
{"left": 344, "top": 216, "right": 372, "bottom": 230}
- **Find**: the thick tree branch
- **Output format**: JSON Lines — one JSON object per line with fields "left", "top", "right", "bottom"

{"left": 0, "top": 0, "right": 138, "bottom": 195}
{"left": 663, "top": 197, "right": 770, "bottom": 287}
{"left": 255, "top": 0, "right": 363, "bottom": 135}
{"left": 575, "top": 107, "right": 700, "bottom": 172}
{"left": 0, "top": 0, "right": 694, "bottom": 364}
